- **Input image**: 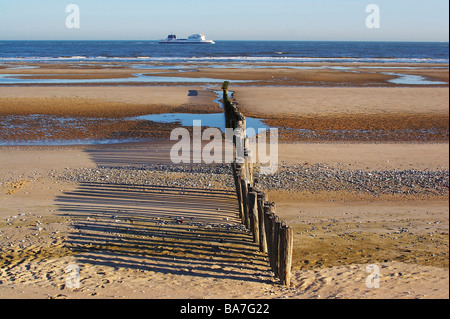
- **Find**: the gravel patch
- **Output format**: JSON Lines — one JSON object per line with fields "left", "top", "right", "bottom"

{"left": 48, "top": 162, "right": 449, "bottom": 198}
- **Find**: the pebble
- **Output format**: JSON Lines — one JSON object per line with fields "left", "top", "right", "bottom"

{"left": 46, "top": 162, "right": 448, "bottom": 198}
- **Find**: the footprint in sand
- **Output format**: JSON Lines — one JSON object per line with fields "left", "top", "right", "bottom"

{"left": 298, "top": 277, "right": 315, "bottom": 291}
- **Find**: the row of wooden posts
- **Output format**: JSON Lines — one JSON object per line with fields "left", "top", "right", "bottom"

{"left": 222, "top": 81, "right": 294, "bottom": 286}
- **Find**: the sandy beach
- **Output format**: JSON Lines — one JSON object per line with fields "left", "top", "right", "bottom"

{"left": 0, "top": 62, "right": 448, "bottom": 299}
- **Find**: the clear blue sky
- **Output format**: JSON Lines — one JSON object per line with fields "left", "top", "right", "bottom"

{"left": 0, "top": 0, "right": 448, "bottom": 41}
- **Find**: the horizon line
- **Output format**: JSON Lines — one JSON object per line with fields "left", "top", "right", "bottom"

{"left": 1, "top": 39, "right": 449, "bottom": 43}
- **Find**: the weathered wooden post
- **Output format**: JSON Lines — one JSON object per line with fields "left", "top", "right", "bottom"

{"left": 247, "top": 150, "right": 254, "bottom": 188}
{"left": 235, "top": 123, "right": 245, "bottom": 166}
{"left": 234, "top": 164, "right": 244, "bottom": 222}
{"left": 240, "top": 178, "right": 250, "bottom": 229}
{"left": 264, "top": 202, "right": 275, "bottom": 273}
{"left": 222, "top": 81, "right": 232, "bottom": 128}
{"left": 243, "top": 139, "right": 250, "bottom": 186}
{"left": 279, "top": 222, "right": 294, "bottom": 286}
{"left": 222, "top": 81, "right": 294, "bottom": 287}
{"left": 257, "top": 192, "right": 268, "bottom": 253}
{"left": 272, "top": 215, "right": 281, "bottom": 277}
{"left": 247, "top": 186, "right": 254, "bottom": 234}
{"left": 243, "top": 151, "right": 249, "bottom": 184}
{"left": 248, "top": 191, "right": 259, "bottom": 245}
{"left": 222, "top": 80, "right": 229, "bottom": 91}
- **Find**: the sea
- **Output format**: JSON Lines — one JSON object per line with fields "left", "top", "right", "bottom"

{"left": 0, "top": 41, "right": 448, "bottom": 64}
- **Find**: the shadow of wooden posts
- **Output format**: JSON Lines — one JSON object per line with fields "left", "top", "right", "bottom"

{"left": 55, "top": 182, "right": 271, "bottom": 282}
{"left": 81, "top": 141, "right": 177, "bottom": 167}
{"left": 222, "top": 81, "right": 294, "bottom": 286}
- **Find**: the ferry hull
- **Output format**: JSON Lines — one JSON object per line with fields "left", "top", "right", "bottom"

{"left": 158, "top": 41, "right": 215, "bottom": 44}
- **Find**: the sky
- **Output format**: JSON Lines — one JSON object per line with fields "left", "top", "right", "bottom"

{"left": 0, "top": 0, "right": 448, "bottom": 41}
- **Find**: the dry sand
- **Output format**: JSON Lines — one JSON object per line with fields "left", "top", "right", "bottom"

{"left": 0, "top": 144, "right": 275, "bottom": 299}
{"left": 277, "top": 143, "right": 449, "bottom": 171}
{"left": 274, "top": 200, "right": 449, "bottom": 299}
{"left": 1, "top": 142, "right": 448, "bottom": 299}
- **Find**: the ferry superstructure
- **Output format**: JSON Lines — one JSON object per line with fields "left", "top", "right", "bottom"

{"left": 158, "top": 34, "right": 215, "bottom": 44}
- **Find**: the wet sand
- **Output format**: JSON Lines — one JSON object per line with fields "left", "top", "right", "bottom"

{"left": 1, "top": 62, "right": 448, "bottom": 87}
{"left": 0, "top": 62, "right": 449, "bottom": 299}
{"left": 1, "top": 86, "right": 448, "bottom": 143}
{"left": 0, "top": 87, "right": 218, "bottom": 117}
{"left": 233, "top": 87, "right": 449, "bottom": 115}
{"left": 0, "top": 86, "right": 220, "bottom": 142}
{"left": 233, "top": 87, "right": 449, "bottom": 142}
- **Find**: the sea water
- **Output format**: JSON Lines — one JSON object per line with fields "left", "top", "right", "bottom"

{"left": 1, "top": 41, "right": 448, "bottom": 64}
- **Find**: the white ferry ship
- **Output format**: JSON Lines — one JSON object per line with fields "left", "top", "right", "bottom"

{"left": 158, "top": 34, "right": 215, "bottom": 44}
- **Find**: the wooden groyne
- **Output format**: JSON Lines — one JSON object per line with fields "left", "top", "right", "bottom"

{"left": 222, "top": 81, "right": 294, "bottom": 286}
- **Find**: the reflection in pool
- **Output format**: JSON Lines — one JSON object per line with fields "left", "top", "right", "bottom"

{"left": 384, "top": 73, "right": 447, "bottom": 85}
{"left": 0, "top": 73, "right": 253, "bottom": 85}
{"left": 132, "top": 112, "right": 269, "bottom": 137}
